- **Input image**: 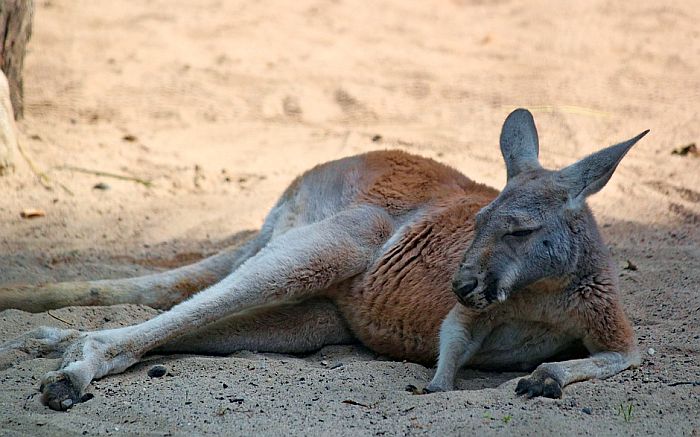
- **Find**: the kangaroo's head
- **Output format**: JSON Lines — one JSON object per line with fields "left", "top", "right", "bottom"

{"left": 453, "top": 108, "right": 648, "bottom": 309}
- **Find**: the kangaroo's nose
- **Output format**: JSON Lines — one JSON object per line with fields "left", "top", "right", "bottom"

{"left": 453, "top": 277, "right": 478, "bottom": 300}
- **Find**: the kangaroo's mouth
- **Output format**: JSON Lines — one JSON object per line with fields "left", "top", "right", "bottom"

{"left": 452, "top": 272, "right": 506, "bottom": 309}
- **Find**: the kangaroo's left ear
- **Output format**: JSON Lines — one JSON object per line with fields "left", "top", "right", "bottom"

{"left": 500, "top": 108, "right": 542, "bottom": 180}
{"left": 557, "top": 130, "right": 649, "bottom": 207}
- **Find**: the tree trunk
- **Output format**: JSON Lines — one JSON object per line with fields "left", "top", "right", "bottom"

{"left": 0, "top": 0, "right": 33, "bottom": 175}
{"left": 0, "top": 0, "right": 33, "bottom": 119}
{"left": 0, "top": 70, "right": 17, "bottom": 174}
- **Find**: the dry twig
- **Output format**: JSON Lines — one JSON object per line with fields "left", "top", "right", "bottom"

{"left": 52, "top": 165, "right": 152, "bottom": 187}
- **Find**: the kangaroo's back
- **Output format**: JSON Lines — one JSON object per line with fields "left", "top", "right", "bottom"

{"left": 353, "top": 150, "right": 496, "bottom": 216}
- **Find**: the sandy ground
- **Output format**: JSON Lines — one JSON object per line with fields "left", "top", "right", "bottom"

{"left": 1, "top": 0, "right": 699, "bottom": 435}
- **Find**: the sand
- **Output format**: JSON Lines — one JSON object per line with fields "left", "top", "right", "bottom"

{"left": 1, "top": 0, "right": 699, "bottom": 435}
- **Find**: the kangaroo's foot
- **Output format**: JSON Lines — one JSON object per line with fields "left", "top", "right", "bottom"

{"left": 38, "top": 327, "right": 139, "bottom": 410}
{"left": 1, "top": 325, "right": 142, "bottom": 410}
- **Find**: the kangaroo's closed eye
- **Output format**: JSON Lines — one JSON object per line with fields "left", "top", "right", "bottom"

{"left": 507, "top": 228, "right": 538, "bottom": 238}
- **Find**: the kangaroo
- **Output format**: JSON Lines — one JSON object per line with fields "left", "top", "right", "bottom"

{"left": 0, "top": 109, "right": 647, "bottom": 411}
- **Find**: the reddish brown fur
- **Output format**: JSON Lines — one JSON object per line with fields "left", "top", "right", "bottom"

{"left": 169, "top": 273, "right": 220, "bottom": 306}
{"left": 566, "top": 276, "right": 636, "bottom": 353}
{"left": 356, "top": 150, "right": 495, "bottom": 216}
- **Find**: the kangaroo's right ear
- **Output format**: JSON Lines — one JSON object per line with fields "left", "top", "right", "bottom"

{"left": 557, "top": 130, "right": 649, "bottom": 207}
{"left": 500, "top": 108, "right": 541, "bottom": 180}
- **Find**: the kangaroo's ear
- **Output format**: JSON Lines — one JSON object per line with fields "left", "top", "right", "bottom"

{"left": 557, "top": 130, "right": 649, "bottom": 207}
{"left": 500, "top": 108, "right": 541, "bottom": 180}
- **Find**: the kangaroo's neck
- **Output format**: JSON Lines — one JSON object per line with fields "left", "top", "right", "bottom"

{"left": 566, "top": 205, "right": 618, "bottom": 294}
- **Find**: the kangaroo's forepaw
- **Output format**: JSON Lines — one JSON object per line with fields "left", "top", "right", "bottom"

{"left": 40, "top": 371, "right": 83, "bottom": 411}
{"left": 515, "top": 375, "right": 562, "bottom": 399}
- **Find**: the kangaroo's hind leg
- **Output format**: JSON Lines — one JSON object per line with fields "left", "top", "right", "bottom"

{"left": 155, "top": 298, "right": 354, "bottom": 355}
{"left": 30, "top": 205, "right": 392, "bottom": 410}
{"left": 1, "top": 299, "right": 352, "bottom": 374}
{"left": 0, "top": 231, "right": 269, "bottom": 312}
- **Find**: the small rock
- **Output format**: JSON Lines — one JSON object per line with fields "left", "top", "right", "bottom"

{"left": 371, "top": 134, "right": 382, "bottom": 142}
{"left": 647, "top": 348, "right": 656, "bottom": 356}
{"left": 320, "top": 360, "right": 328, "bottom": 366}
{"left": 671, "top": 143, "right": 698, "bottom": 157}
{"left": 582, "top": 407, "right": 592, "bottom": 415}
{"left": 148, "top": 364, "right": 167, "bottom": 378}
{"left": 122, "top": 134, "right": 137, "bottom": 142}
{"left": 623, "top": 260, "right": 638, "bottom": 271}
{"left": 93, "top": 182, "right": 110, "bottom": 190}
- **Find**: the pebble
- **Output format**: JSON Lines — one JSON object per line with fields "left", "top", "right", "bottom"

{"left": 148, "top": 364, "right": 167, "bottom": 378}
{"left": 647, "top": 348, "right": 656, "bottom": 356}
{"left": 582, "top": 407, "right": 592, "bottom": 415}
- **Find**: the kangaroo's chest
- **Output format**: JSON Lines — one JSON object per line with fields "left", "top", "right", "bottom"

{"left": 335, "top": 200, "right": 484, "bottom": 364}
{"left": 468, "top": 320, "right": 582, "bottom": 370}
{"left": 466, "top": 287, "right": 583, "bottom": 369}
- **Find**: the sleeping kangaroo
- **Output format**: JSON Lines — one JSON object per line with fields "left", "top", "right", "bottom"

{"left": 0, "top": 109, "right": 648, "bottom": 411}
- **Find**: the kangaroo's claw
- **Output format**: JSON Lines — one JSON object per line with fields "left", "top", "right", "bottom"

{"left": 40, "top": 371, "right": 83, "bottom": 411}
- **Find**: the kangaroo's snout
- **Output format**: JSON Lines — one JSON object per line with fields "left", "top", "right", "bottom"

{"left": 452, "top": 277, "right": 478, "bottom": 304}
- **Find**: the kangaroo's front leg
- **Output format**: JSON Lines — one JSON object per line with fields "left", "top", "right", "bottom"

{"left": 37, "top": 206, "right": 392, "bottom": 410}
{"left": 425, "top": 306, "right": 487, "bottom": 393}
{"left": 516, "top": 299, "right": 640, "bottom": 399}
